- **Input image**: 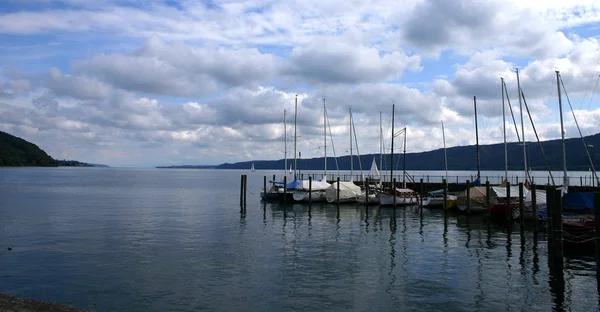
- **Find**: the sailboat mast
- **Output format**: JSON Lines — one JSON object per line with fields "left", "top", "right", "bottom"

{"left": 349, "top": 107, "right": 353, "bottom": 181}
{"left": 390, "top": 104, "right": 395, "bottom": 185}
{"left": 294, "top": 95, "right": 298, "bottom": 179}
{"left": 442, "top": 121, "right": 448, "bottom": 182}
{"left": 324, "top": 98, "right": 327, "bottom": 179}
{"left": 501, "top": 77, "right": 507, "bottom": 183}
{"left": 284, "top": 109, "right": 287, "bottom": 176}
{"left": 474, "top": 96, "right": 480, "bottom": 180}
{"left": 403, "top": 127, "right": 406, "bottom": 188}
{"left": 379, "top": 111, "right": 383, "bottom": 171}
{"left": 556, "top": 71, "right": 568, "bottom": 186}
{"left": 516, "top": 68, "right": 528, "bottom": 182}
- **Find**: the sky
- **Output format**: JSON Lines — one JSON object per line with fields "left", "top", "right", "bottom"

{"left": 0, "top": 0, "right": 599, "bottom": 167}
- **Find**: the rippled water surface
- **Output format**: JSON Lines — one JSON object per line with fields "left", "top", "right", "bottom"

{"left": 0, "top": 168, "right": 598, "bottom": 311}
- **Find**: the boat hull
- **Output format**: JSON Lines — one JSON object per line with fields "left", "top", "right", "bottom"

{"left": 292, "top": 191, "right": 327, "bottom": 202}
{"left": 378, "top": 193, "right": 419, "bottom": 206}
{"left": 423, "top": 196, "right": 457, "bottom": 209}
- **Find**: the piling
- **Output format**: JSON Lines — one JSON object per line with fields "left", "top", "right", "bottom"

{"left": 308, "top": 176, "right": 312, "bottom": 203}
{"left": 466, "top": 180, "right": 471, "bottom": 214}
{"left": 485, "top": 181, "right": 491, "bottom": 220}
{"left": 595, "top": 192, "right": 600, "bottom": 285}
{"left": 532, "top": 184, "right": 537, "bottom": 232}
{"left": 393, "top": 178, "right": 397, "bottom": 207}
{"left": 419, "top": 178, "right": 424, "bottom": 211}
{"left": 273, "top": 174, "right": 276, "bottom": 182}
{"left": 365, "top": 178, "right": 369, "bottom": 208}
{"left": 283, "top": 176, "right": 287, "bottom": 205}
{"left": 336, "top": 177, "right": 340, "bottom": 204}
{"left": 519, "top": 182, "right": 524, "bottom": 229}
{"left": 506, "top": 181, "right": 511, "bottom": 222}
{"left": 551, "top": 188, "right": 563, "bottom": 262}
{"left": 243, "top": 175, "right": 247, "bottom": 207}
{"left": 263, "top": 175, "right": 267, "bottom": 199}
{"left": 442, "top": 179, "right": 447, "bottom": 211}
{"left": 240, "top": 175, "right": 244, "bottom": 207}
{"left": 546, "top": 188, "right": 554, "bottom": 247}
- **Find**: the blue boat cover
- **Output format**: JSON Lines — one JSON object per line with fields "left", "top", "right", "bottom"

{"left": 562, "top": 192, "right": 595, "bottom": 212}
{"left": 270, "top": 179, "right": 302, "bottom": 190}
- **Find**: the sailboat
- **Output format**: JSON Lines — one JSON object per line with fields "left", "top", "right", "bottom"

{"left": 457, "top": 96, "right": 488, "bottom": 213}
{"left": 377, "top": 104, "right": 419, "bottom": 206}
{"left": 293, "top": 98, "right": 331, "bottom": 202}
{"left": 289, "top": 165, "right": 292, "bottom": 174}
{"left": 325, "top": 107, "right": 362, "bottom": 203}
{"left": 250, "top": 163, "right": 255, "bottom": 172}
{"left": 423, "top": 121, "right": 457, "bottom": 209}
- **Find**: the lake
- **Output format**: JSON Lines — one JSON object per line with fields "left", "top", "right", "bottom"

{"left": 0, "top": 167, "right": 598, "bottom": 311}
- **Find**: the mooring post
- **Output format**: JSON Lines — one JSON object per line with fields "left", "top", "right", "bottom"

{"left": 485, "top": 180, "right": 491, "bottom": 221}
{"left": 519, "top": 182, "right": 524, "bottom": 229}
{"left": 466, "top": 180, "right": 471, "bottom": 214}
{"left": 283, "top": 175, "right": 287, "bottom": 205}
{"left": 240, "top": 175, "right": 244, "bottom": 207}
{"left": 551, "top": 188, "right": 564, "bottom": 275}
{"left": 546, "top": 187, "right": 554, "bottom": 248}
{"left": 336, "top": 177, "right": 340, "bottom": 204}
{"left": 580, "top": 176, "right": 583, "bottom": 186}
{"left": 243, "top": 175, "right": 247, "bottom": 208}
{"left": 595, "top": 192, "right": 600, "bottom": 286}
{"left": 308, "top": 176, "right": 312, "bottom": 204}
{"left": 547, "top": 176, "right": 550, "bottom": 185}
{"left": 263, "top": 175, "right": 267, "bottom": 199}
{"left": 365, "top": 178, "right": 369, "bottom": 208}
{"left": 419, "top": 178, "right": 424, "bottom": 211}
{"left": 393, "top": 178, "right": 397, "bottom": 207}
{"left": 531, "top": 184, "right": 537, "bottom": 232}
{"left": 442, "top": 179, "right": 447, "bottom": 211}
{"left": 506, "top": 181, "right": 511, "bottom": 222}
{"left": 273, "top": 174, "right": 276, "bottom": 182}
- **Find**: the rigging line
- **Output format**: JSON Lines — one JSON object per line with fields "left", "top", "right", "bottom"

{"left": 521, "top": 89, "right": 555, "bottom": 185}
{"left": 350, "top": 110, "right": 364, "bottom": 179}
{"left": 503, "top": 80, "right": 522, "bottom": 143}
{"left": 559, "top": 74, "right": 600, "bottom": 185}
{"left": 581, "top": 74, "right": 600, "bottom": 128}
{"left": 325, "top": 105, "right": 340, "bottom": 175}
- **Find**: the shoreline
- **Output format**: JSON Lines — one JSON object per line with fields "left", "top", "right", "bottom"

{"left": 0, "top": 294, "right": 89, "bottom": 312}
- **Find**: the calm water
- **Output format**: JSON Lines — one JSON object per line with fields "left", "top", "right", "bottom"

{"left": 0, "top": 168, "right": 598, "bottom": 311}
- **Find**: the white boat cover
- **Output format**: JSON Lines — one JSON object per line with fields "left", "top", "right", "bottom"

{"left": 491, "top": 186, "right": 528, "bottom": 199}
{"left": 297, "top": 179, "right": 331, "bottom": 191}
{"left": 325, "top": 181, "right": 362, "bottom": 202}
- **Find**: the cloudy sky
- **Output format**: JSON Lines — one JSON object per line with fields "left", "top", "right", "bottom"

{"left": 0, "top": 0, "right": 599, "bottom": 167}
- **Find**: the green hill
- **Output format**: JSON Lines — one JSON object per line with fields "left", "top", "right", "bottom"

{"left": 0, "top": 131, "right": 58, "bottom": 166}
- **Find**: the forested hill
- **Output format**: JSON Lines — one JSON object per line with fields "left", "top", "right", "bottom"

{"left": 213, "top": 132, "right": 600, "bottom": 171}
{"left": 0, "top": 131, "right": 57, "bottom": 166}
{"left": 0, "top": 131, "right": 108, "bottom": 167}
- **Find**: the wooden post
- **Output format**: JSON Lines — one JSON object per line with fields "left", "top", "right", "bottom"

{"left": 244, "top": 174, "right": 248, "bottom": 210}
{"left": 336, "top": 177, "right": 340, "bottom": 204}
{"left": 595, "top": 192, "right": 600, "bottom": 285}
{"left": 532, "top": 184, "right": 537, "bottom": 232}
{"left": 485, "top": 180, "right": 491, "bottom": 221}
{"left": 506, "top": 181, "right": 511, "bottom": 222}
{"left": 283, "top": 176, "right": 287, "bottom": 204}
{"left": 580, "top": 176, "right": 583, "bottom": 186}
{"left": 443, "top": 179, "right": 447, "bottom": 211}
{"left": 519, "top": 182, "right": 524, "bottom": 229}
{"left": 365, "top": 178, "right": 369, "bottom": 208}
{"left": 551, "top": 188, "right": 563, "bottom": 269}
{"left": 308, "top": 176, "right": 312, "bottom": 204}
{"left": 547, "top": 176, "right": 550, "bottom": 185}
{"left": 240, "top": 175, "right": 244, "bottom": 207}
{"left": 273, "top": 174, "right": 276, "bottom": 182}
{"left": 393, "top": 178, "right": 397, "bottom": 207}
{"left": 263, "top": 175, "right": 267, "bottom": 200}
{"left": 546, "top": 187, "right": 554, "bottom": 247}
{"left": 466, "top": 180, "right": 471, "bottom": 214}
{"left": 419, "top": 178, "right": 424, "bottom": 211}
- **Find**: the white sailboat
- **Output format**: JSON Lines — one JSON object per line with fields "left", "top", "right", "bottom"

{"left": 293, "top": 98, "right": 331, "bottom": 202}
{"left": 250, "top": 163, "right": 255, "bottom": 172}
{"left": 377, "top": 104, "right": 419, "bottom": 206}
{"left": 325, "top": 107, "right": 361, "bottom": 203}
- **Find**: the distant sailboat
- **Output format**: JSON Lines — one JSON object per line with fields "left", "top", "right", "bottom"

{"left": 250, "top": 163, "right": 255, "bottom": 172}
{"left": 289, "top": 164, "right": 292, "bottom": 174}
